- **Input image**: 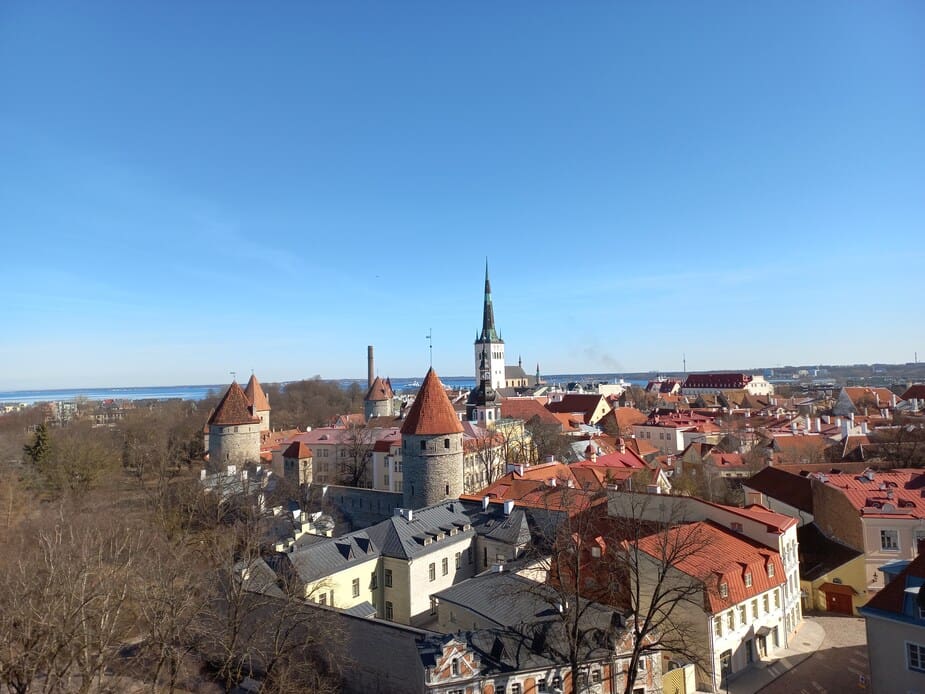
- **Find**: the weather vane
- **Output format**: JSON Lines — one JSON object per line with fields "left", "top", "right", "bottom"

{"left": 426, "top": 328, "right": 433, "bottom": 368}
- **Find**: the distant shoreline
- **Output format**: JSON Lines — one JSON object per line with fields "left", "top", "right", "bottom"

{"left": 0, "top": 374, "right": 649, "bottom": 405}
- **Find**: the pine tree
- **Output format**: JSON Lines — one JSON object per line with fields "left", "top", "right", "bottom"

{"left": 23, "top": 423, "right": 51, "bottom": 469}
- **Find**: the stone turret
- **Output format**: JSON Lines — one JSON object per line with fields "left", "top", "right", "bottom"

{"left": 400, "top": 368, "right": 464, "bottom": 509}
{"left": 364, "top": 376, "right": 395, "bottom": 419}
{"left": 207, "top": 381, "right": 262, "bottom": 467}
{"left": 244, "top": 373, "right": 271, "bottom": 432}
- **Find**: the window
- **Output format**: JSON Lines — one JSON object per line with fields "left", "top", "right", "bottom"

{"left": 537, "top": 678, "right": 547, "bottom": 692}
{"left": 420, "top": 440, "right": 426, "bottom": 451}
{"left": 767, "top": 561, "right": 775, "bottom": 578}
{"left": 744, "top": 571, "right": 752, "bottom": 588}
{"left": 511, "top": 685, "right": 521, "bottom": 694}
{"left": 739, "top": 605, "right": 747, "bottom": 624}
{"left": 591, "top": 670, "right": 602, "bottom": 683}
{"left": 910, "top": 643, "right": 925, "bottom": 672}
{"left": 318, "top": 593, "right": 326, "bottom": 606}
{"left": 774, "top": 588, "right": 780, "bottom": 608}
{"left": 444, "top": 438, "right": 450, "bottom": 449}
{"left": 719, "top": 582, "right": 728, "bottom": 598}
{"left": 727, "top": 611, "right": 735, "bottom": 630}
{"left": 882, "top": 529, "right": 900, "bottom": 551}
{"left": 429, "top": 563, "right": 436, "bottom": 581}
{"left": 763, "top": 594, "right": 770, "bottom": 613}
{"left": 442, "top": 557, "right": 449, "bottom": 575}
{"left": 637, "top": 657, "right": 647, "bottom": 672}
{"left": 714, "top": 617, "right": 723, "bottom": 638}
{"left": 455, "top": 552, "right": 461, "bottom": 569}
{"left": 553, "top": 675, "right": 563, "bottom": 688}
{"left": 352, "top": 578, "right": 360, "bottom": 598}
{"left": 385, "top": 601, "right": 393, "bottom": 620}
{"left": 385, "top": 569, "right": 393, "bottom": 587}
{"left": 752, "top": 599, "right": 759, "bottom": 619}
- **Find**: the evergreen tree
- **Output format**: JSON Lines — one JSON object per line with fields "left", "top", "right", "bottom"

{"left": 22, "top": 423, "right": 51, "bottom": 469}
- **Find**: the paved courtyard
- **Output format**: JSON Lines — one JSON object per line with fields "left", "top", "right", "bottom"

{"left": 758, "top": 614, "right": 869, "bottom": 694}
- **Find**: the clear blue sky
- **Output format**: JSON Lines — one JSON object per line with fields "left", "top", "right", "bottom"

{"left": 2, "top": 2, "right": 923, "bottom": 389}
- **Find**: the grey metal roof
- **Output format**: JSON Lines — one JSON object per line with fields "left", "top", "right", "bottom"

{"left": 286, "top": 532, "right": 379, "bottom": 584}
{"left": 362, "top": 501, "right": 477, "bottom": 561}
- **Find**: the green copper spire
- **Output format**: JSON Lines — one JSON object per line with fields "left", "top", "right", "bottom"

{"left": 478, "top": 259, "right": 501, "bottom": 343}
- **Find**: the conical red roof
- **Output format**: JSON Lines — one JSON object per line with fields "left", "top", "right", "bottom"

{"left": 208, "top": 381, "right": 261, "bottom": 426}
{"left": 364, "top": 376, "right": 394, "bottom": 402}
{"left": 400, "top": 368, "right": 464, "bottom": 436}
{"left": 244, "top": 374, "right": 271, "bottom": 411}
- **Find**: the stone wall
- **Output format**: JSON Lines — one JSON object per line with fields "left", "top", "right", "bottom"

{"left": 208, "top": 422, "right": 261, "bottom": 468}
{"left": 402, "top": 433, "right": 464, "bottom": 509}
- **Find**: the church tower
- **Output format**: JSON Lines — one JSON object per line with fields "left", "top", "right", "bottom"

{"left": 466, "top": 349, "right": 501, "bottom": 426}
{"left": 400, "top": 368, "right": 464, "bottom": 509}
{"left": 474, "top": 261, "right": 505, "bottom": 391}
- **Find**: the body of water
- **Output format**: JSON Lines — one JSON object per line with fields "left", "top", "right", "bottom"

{"left": 0, "top": 374, "right": 648, "bottom": 405}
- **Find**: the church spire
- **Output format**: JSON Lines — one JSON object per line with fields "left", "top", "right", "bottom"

{"left": 479, "top": 259, "right": 499, "bottom": 343}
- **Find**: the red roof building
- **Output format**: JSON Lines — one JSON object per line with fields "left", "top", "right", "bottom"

{"left": 208, "top": 381, "right": 261, "bottom": 427}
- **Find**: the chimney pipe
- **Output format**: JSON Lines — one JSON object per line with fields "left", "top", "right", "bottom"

{"left": 367, "top": 345, "right": 375, "bottom": 388}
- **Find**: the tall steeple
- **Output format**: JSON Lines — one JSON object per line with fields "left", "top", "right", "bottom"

{"left": 479, "top": 259, "right": 500, "bottom": 343}
{"left": 473, "top": 261, "right": 506, "bottom": 391}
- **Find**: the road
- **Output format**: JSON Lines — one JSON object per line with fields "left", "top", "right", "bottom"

{"left": 759, "top": 614, "right": 870, "bottom": 694}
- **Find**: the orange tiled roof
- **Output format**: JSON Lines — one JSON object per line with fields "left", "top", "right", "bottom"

{"left": 809, "top": 468, "right": 925, "bottom": 518}
{"left": 400, "top": 368, "right": 464, "bottom": 436}
{"left": 244, "top": 374, "right": 271, "bottom": 411}
{"left": 636, "top": 520, "right": 785, "bottom": 613}
{"left": 208, "top": 382, "right": 261, "bottom": 427}
{"left": 500, "top": 397, "right": 562, "bottom": 427}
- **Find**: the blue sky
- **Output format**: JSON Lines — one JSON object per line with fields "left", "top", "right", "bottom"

{"left": 1, "top": 2, "right": 923, "bottom": 389}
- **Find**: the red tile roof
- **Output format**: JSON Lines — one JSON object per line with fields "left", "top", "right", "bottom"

{"left": 282, "top": 441, "right": 313, "bottom": 459}
{"left": 636, "top": 520, "right": 785, "bottom": 613}
{"left": 546, "top": 394, "right": 610, "bottom": 424}
{"left": 244, "top": 374, "right": 271, "bottom": 411}
{"left": 399, "top": 368, "right": 464, "bottom": 436}
{"left": 901, "top": 384, "right": 925, "bottom": 401}
{"left": 208, "top": 382, "right": 261, "bottom": 426}
{"left": 364, "top": 376, "right": 394, "bottom": 402}
{"left": 500, "top": 398, "right": 562, "bottom": 427}
{"left": 842, "top": 387, "right": 898, "bottom": 407}
{"left": 809, "top": 468, "right": 925, "bottom": 518}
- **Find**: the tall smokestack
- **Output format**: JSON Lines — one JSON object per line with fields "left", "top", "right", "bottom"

{"left": 367, "top": 345, "right": 374, "bottom": 388}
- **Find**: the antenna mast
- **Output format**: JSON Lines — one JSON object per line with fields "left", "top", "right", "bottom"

{"left": 426, "top": 328, "right": 433, "bottom": 368}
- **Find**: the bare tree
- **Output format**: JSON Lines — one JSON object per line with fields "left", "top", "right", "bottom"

{"left": 605, "top": 492, "right": 712, "bottom": 694}
{"left": 468, "top": 426, "right": 505, "bottom": 490}
{"left": 338, "top": 420, "right": 375, "bottom": 488}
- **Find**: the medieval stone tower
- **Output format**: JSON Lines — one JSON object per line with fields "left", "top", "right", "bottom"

{"left": 244, "top": 373, "right": 271, "bottom": 432}
{"left": 474, "top": 261, "right": 505, "bottom": 391}
{"left": 206, "top": 380, "right": 262, "bottom": 467}
{"left": 400, "top": 368, "right": 464, "bottom": 509}
{"left": 364, "top": 376, "right": 395, "bottom": 419}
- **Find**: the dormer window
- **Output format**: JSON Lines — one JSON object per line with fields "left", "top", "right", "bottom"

{"left": 719, "top": 582, "right": 729, "bottom": 598}
{"left": 767, "top": 562, "right": 775, "bottom": 578}
{"left": 744, "top": 572, "right": 752, "bottom": 588}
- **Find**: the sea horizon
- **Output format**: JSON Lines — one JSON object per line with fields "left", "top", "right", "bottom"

{"left": 0, "top": 373, "right": 649, "bottom": 405}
